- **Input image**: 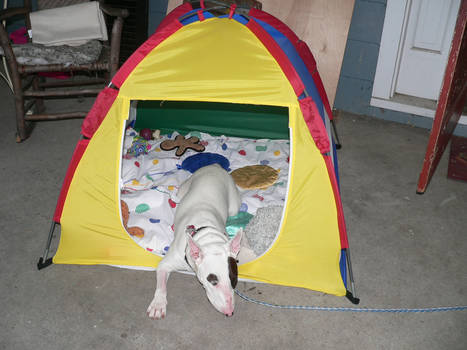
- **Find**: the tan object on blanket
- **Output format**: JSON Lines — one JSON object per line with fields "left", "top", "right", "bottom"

{"left": 30, "top": 1, "right": 108, "bottom": 46}
{"left": 160, "top": 135, "right": 205, "bottom": 157}
{"left": 231, "top": 165, "right": 279, "bottom": 190}
{"left": 121, "top": 200, "right": 145, "bottom": 238}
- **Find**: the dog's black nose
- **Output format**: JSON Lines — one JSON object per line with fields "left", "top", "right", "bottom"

{"left": 225, "top": 311, "right": 234, "bottom": 317}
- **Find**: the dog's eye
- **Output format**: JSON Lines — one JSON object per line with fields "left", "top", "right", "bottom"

{"left": 207, "top": 274, "right": 218, "bottom": 286}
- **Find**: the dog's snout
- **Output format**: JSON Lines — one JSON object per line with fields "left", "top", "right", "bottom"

{"left": 222, "top": 296, "right": 234, "bottom": 317}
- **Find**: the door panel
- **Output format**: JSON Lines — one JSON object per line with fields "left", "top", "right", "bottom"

{"left": 395, "top": 0, "right": 460, "bottom": 100}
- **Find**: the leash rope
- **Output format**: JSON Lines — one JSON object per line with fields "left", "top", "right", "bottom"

{"left": 234, "top": 290, "right": 467, "bottom": 313}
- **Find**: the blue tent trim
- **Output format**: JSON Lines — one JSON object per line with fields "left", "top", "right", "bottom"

{"left": 340, "top": 249, "right": 348, "bottom": 288}
{"left": 176, "top": 7, "right": 349, "bottom": 289}
{"left": 250, "top": 18, "right": 326, "bottom": 123}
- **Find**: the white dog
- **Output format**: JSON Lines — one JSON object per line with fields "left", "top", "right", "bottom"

{"left": 147, "top": 164, "right": 242, "bottom": 319}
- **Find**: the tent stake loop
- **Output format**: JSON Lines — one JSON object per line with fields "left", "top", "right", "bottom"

{"left": 344, "top": 247, "right": 359, "bottom": 304}
{"left": 37, "top": 220, "right": 57, "bottom": 270}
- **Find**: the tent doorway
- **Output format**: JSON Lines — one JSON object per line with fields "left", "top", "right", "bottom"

{"left": 120, "top": 100, "right": 292, "bottom": 262}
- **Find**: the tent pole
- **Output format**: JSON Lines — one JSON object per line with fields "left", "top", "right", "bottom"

{"left": 345, "top": 247, "right": 360, "bottom": 304}
{"left": 37, "top": 220, "right": 57, "bottom": 270}
{"left": 330, "top": 119, "right": 342, "bottom": 149}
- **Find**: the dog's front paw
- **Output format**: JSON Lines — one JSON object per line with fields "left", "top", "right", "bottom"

{"left": 147, "top": 293, "right": 167, "bottom": 320}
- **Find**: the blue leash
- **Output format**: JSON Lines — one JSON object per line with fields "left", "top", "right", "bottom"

{"left": 234, "top": 290, "right": 467, "bottom": 313}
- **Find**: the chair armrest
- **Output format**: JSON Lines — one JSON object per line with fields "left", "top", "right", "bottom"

{"left": 99, "top": 4, "right": 129, "bottom": 19}
{"left": 0, "top": 7, "right": 31, "bottom": 22}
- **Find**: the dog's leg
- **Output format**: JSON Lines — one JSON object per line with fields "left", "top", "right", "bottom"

{"left": 176, "top": 175, "right": 193, "bottom": 200}
{"left": 147, "top": 250, "right": 188, "bottom": 320}
{"left": 227, "top": 182, "right": 242, "bottom": 216}
{"left": 147, "top": 267, "right": 170, "bottom": 320}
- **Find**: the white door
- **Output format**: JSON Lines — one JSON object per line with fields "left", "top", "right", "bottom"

{"left": 395, "top": 0, "right": 460, "bottom": 100}
{"left": 371, "top": 0, "right": 466, "bottom": 125}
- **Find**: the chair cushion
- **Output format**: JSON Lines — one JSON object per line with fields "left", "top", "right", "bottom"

{"left": 0, "top": 40, "right": 102, "bottom": 65}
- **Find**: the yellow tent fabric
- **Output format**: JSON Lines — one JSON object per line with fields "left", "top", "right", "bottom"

{"left": 118, "top": 18, "right": 297, "bottom": 105}
{"left": 54, "top": 98, "right": 160, "bottom": 267}
{"left": 54, "top": 17, "right": 345, "bottom": 296}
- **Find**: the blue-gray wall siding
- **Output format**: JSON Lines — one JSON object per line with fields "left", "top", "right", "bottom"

{"left": 333, "top": 0, "right": 466, "bottom": 136}
{"left": 148, "top": 0, "right": 168, "bottom": 36}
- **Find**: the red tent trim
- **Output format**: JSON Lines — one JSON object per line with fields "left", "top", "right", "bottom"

{"left": 81, "top": 87, "right": 118, "bottom": 138}
{"left": 249, "top": 8, "right": 334, "bottom": 120}
{"left": 246, "top": 18, "right": 305, "bottom": 97}
{"left": 299, "top": 97, "right": 330, "bottom": 154}
{"left": 111, "top": 3, "right": 192, "bottom": 89}
{"left": 81, "top": 4, "right": 193, "bottom": 138}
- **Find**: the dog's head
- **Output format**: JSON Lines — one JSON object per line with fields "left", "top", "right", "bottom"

{"left": 185, "top": 228, "right": 243, "bottom": 317}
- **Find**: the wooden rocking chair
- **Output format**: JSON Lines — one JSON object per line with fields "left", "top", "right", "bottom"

{"left": 0, "top": 0, "right": 128, "bottom": 142}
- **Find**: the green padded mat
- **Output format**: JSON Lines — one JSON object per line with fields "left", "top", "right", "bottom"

{"left": 134, "top": 100, "right": 289, "bottom": 140}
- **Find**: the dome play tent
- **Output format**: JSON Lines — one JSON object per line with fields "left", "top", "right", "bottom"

{"left": 38, "top": 1, "right": 359, "bottom": 304}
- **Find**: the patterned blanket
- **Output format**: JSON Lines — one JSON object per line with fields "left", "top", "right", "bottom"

{"left": 120, "top": 128, "right": 290, "bottom": 257}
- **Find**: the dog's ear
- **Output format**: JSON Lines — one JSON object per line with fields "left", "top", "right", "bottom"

{"left": 228, "top": 229, "right": 243, "bottom": 258}
{"left": 228, "top": 257, "right": 238, "bottom": 288}
{"left": 186, "top": 233, "right": 203, "bottom": 262}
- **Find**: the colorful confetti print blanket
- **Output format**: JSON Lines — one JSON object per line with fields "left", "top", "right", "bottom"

{"left": 120, "top": 128, "right": 290, "bottom": 256}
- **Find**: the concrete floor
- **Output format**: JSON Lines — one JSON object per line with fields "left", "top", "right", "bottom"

{"left": 0, "top": 77, "right": 466, "bottom": 350}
